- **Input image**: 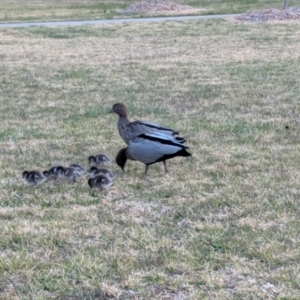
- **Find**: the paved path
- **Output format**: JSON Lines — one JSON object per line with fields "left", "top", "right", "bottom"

{"left": 0, "top": 14, "right": 240, "bottom": 28}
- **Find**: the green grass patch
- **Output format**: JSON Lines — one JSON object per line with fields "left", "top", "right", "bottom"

{"left": 0, "top": 19, "right": 300, "bottom": 299}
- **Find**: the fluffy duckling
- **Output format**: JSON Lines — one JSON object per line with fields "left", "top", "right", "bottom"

{"left": 43, "top": 165, "right": 64, "bottom": 180}
{"left": 22, "top": 170, "right": 46, "bottom": 185}
{"left": 57, "top": 166, "right": 80, "bottom": 183}
{"left": 88, "top": 166, "right": 115, "bottom": 180}
{"left": 88, "top": 154, "right": 112, "bottom": 167}
{"left": 69, "top": 163, "right": 86, "bottom": 177}
{"left": 116, "top": 132, "right": 191, "bottom": 174}
{"left": 109, "top": 102, "right": 183, "bottom": 145}
{"left": 88, "top": 174, "right": 114, "bottom": 191}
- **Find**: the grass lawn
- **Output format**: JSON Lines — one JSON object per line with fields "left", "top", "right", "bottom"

{"left": 0, "top": 17, "right": 300, "bottom": 299}
{"left": 0, "top": 0, "right": 300, "bottom": 23}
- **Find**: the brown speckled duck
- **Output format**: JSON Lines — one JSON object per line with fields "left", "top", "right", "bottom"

{"left": 88, "top": 174, "right": 114, "bottom": 191}
{"left": 109, "top": 103, "right": 184, "bottom": 145}
{"left": 22, "top": 170, "right": 46, "bottom": 185}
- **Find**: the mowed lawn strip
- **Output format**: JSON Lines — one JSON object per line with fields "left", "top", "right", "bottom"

{"left": 0, "top": 19, "right": 300, "bottom": 299}
{"left": 1, "top": 0, "right": 300, "bottom": 23}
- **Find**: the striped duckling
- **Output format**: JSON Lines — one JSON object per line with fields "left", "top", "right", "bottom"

{"left": 43, "top": 165, "right": 64, "bottom": 181}
{"left": 88, "top": 166, "right": 115, "bottom": 181}
{"left": 88, "top": 154, "right": 112, "bottom": 167}
{"left": 22, "top": 170, "right": 46, "bottom": 185}
{"left": 109, "top": 102, "right": 183, "bottom": 145}
{"left": 88, "top": 174, "right": 115, "bottom": 191}
{"left": 116, "top": 132, "right": 191, "bottom": 174}
{"left": 57, "top": 166, "right": 80, "bottom": 183}
{"left": 69, "top": 163, "right": 86, "bottom": 177}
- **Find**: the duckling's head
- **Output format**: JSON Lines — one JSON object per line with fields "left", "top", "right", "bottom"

{"left": 22, "top": 171, "right": 29, "bottom": 178}
{"left": 88, "top": 156, "right": 95, "bottom": 164}
{"left": 109, "top": 103, "right": 128, "bottom": 118}
{"left": 42, "top": 170, "right": 49, "bottom": 177}
{"left": 56, "top": 166, "right": 65, "bottom": 175}
{"left": 89, "top": 166, "right": 98, "bottom": 172}
{"left": 116, "top": 148, "right": 127, "bottom": 171}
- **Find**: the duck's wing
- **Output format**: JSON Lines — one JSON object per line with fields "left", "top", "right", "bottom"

{"left": 137, "top": 132, "right": 188, "bottom": 148}
{"left": 129, "top": 133, "right": 189, "bottom": 165}
{"left": 129, "top": 120, "right": 179, "bottom": 138}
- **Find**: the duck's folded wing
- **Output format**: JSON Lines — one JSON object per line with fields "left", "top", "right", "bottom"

{"left": 129, "top": 120, "right": 179, "bottom": 136}
{"left": 137, "top": 133, "right": 188, "bottom": 148}
{"left": 129, "top": 134, "right": 189, "bottom": 164}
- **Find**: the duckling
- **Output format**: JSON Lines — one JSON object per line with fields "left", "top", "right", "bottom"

{"left": 69, "top": 163, "right": 86, "bottom": 177}
{"left": 22, "top": 170, "right": 46, "bottom": 185}
{"left": 88, "top": 166, "right": 115, "bottom": 180}
{"left": 57, "top": 166, "right": 79, "bottom": 183}
{"left": 43, "top": 165, "right": 64, "bottom": 180}
{"left": 88, "top": 154, "right": 112, "bottom": 167}
{"left": 88, "top": 174, "right": 114, "bottom": 191}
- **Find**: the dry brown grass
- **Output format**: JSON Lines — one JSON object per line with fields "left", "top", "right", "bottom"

{"left": 0, "top": 19, "right": 300, "bottom": 299}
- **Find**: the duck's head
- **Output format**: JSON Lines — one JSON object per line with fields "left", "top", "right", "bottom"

{"left": 116, "top": 148, "right": 127, "bottom": 171}
{"left": 109, "top": 103, "right": 128, "bottom": 118}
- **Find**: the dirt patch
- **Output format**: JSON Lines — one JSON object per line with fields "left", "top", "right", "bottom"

{"left": 236, "top": 7, "right": 300, "bottom": 23}
{"left": 123, "top": 1, "right": 201, "bottom": 14}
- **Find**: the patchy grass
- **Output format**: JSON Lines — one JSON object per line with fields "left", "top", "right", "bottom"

{"left": 0, "top": 19, "right": 300, "bottom": 299}
{"left": 1, "top": 0, "right": 300, "bottom": 23}
{"left": 0, "top": 0, "right": 129, "bottom": 23}
{"left": 193, "top": 0, "right": 300, "bottom": 14}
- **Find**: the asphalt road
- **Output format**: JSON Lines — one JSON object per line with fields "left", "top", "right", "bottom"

{"left": 0, "top": 14, "right": 240, "bottom": 28}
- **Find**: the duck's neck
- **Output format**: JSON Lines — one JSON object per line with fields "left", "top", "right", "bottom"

{"left": 118, "top": 115, "right": 130, "bottom": 128}
{"left": 117, "top": 115, "right": 131, "bottom": 144}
